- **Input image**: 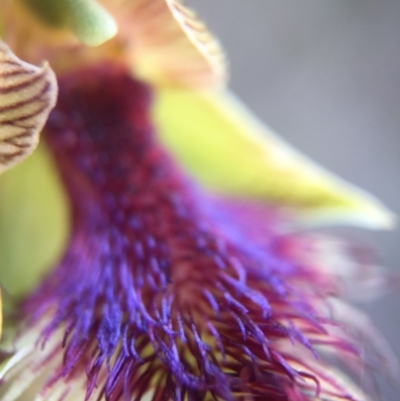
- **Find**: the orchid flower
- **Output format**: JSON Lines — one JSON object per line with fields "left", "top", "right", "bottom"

{"left": 0, "top": 1, "right": 397, "bottom": 400}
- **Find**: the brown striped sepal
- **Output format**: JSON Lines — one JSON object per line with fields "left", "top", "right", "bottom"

{"left": 112, "top": 0, "right": 227, "bottom": 87}
{"left": 0, "top": 41, "right": 57, "bottom": 174}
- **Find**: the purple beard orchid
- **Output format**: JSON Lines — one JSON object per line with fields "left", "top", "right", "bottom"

{"left": 0, "top": 1, "right": 398, "bottom": 400}
{"left": 13, "top": 64, "right": 362, "bottom": 400}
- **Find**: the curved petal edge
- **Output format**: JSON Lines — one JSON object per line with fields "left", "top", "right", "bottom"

{"left": 0, "top": 41, "right": 57, "bottom": 174}
{"left": 113, "top": 0, "right": 227, "bottom": 87}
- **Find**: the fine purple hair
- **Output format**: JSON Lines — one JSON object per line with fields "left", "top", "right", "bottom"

{"left": 21, "top": 63, "right": 366, "bottom": 401}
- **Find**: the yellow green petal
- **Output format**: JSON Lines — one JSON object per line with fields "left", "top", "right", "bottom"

{"left": 153, "top": 88, "right": 395, "bottom": 229}
{"left": 0, "top": 41, "right": 57, "bottom": 174}
{"left": 21, "top": 0, "right": 118, "bottom": 46}
{"left": 0, "top": 144, "right": 69, "bottom": 297}
{"left": 0, "top": 288, "right": 2, "bottom": 339}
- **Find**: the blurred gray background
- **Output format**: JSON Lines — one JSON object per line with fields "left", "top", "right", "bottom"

{"left": 189, "top": 1, "right": 400, "bottom": 399}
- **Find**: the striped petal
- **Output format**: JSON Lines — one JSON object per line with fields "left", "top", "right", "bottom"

{"left": 0, "top": 41, "right": 57, "bottom": 174}
{"left": 154, "top": 87, "right": 395, "bottom": 229}
{"left": 111, "top": 0, "right": 227, "bottom": 87}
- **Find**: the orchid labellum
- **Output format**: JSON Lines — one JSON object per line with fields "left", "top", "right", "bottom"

{"left": 0, "top": 1, "right": 397, "bottom": 400}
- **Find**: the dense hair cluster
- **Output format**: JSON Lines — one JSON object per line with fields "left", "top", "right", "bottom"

{"left": 15, "top": 64, "right": 366, "bottom": 401}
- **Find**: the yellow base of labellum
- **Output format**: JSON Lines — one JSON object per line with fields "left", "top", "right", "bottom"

{"left": 153, "top": 87, "right": 396, "bottom": 230}
{"left": 0, "top": 317, "right": 155, "bottom": 401}
{"left": 0, "top": 319, "right": 82, "bottom": 401}
{"left": 0, "top": 315, "right": 372, "bottom": 401}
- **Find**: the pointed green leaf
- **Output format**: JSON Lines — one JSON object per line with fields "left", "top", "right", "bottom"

{"left": 153, "top": 88, "right": 395, "bottom": 229}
